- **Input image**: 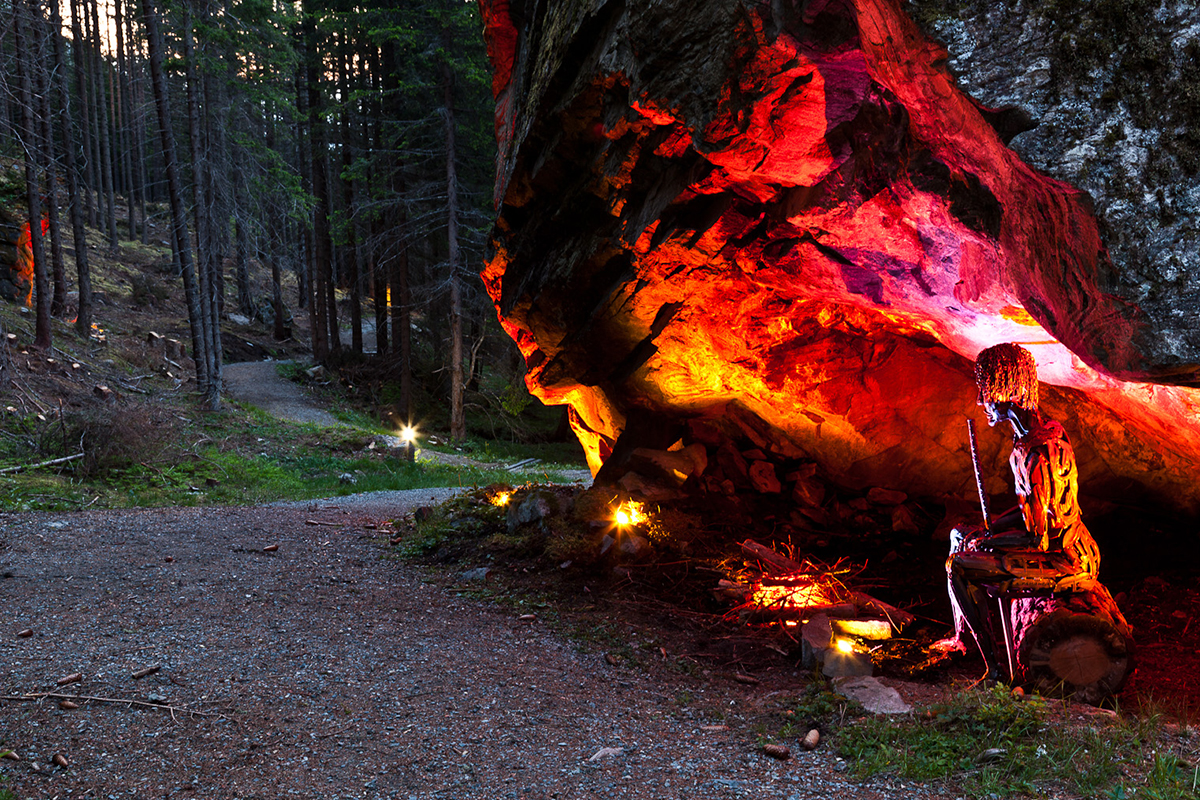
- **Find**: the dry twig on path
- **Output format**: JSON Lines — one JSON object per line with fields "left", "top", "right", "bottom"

{"left": 1, "top": 691, "right": 222, "bottom": 719}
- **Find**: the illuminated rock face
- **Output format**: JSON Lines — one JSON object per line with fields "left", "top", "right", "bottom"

{"left": 480, "top": 0, "right": 1200, "bottom": 514}
{"left": 915, "top": 0, "right": 1200, "bottom": 376}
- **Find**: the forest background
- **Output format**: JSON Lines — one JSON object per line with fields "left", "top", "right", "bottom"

{"left": 0, "top": 0, "right": 585, "bottom": 508}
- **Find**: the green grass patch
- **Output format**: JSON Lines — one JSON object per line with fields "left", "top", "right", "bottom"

{"left": 275, "top": 361, "right": 309, "bottom": 382}
{"left": 393, "top": 488, "right": 511, "bottom": 559}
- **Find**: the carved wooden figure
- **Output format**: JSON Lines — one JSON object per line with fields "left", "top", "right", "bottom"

{"left": 936, "top": 343, "right": 1133, "bottom": 704}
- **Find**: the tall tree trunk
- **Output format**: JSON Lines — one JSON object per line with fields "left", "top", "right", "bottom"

{"left": 234, "top": 174, "right": 253, "bottom": 316}
{"left": 34, "top": 8, "right": 67, "bottom": 317}
{"left": 390, "top": 237, "right": 411, "bottom": 420}
{"left": 129, "top": 38, "right": 149, "bottom": 244}
{"left": 322, "top": 144, "right": 340, "bottom": 354}
{"left": 368, "top": 46, "right": 387, "bottom": 355}
{"left": 90, "top": 0, "right": 118, "bottom": 248}
{"left": 303, "top": 4, "right": 331, "bottom": 360}
{"left": 114, "top": 0, "right": 137, "bottom": 241}
{"left": 183, "top": 2, "right": 219, "bottom": 406}
{"left": 51, "top": 0, "right": 93, "bottom": 334}
{"left": 200, "top": 45, "right": 226, "bottom": 393}
{"left": 82, "top": 0, "right": 102, "bottom": 226}
{"left": 293, "top": 63, "right": 312, "bottom": 320}
{"left": 40, "top": 111, "right": 66, "bottom": 321}
{"left": 264, "top": 113, "right": 287, "bottom": 341}
{"left": 0, "top": 16, "right": 11, "bottom": 147}
{"left": 371, "top": 217, "right": 387, "bottom": 355}
{"left": 442, "top": 51, "right": 465, "bottom": 440}
{"left": 381, "top": 39, "right": 410, "bottom": 417}
{"left": 204, "top": 65, "right": 229, "bottom": 322}
{"left": 13, "top": 0, "right": 50, "bottom": 350}
{"left": 70, "top": 0, "right": 96, "bottom": 227}
{"left": 141, "top": 0, "right": 208, "bottom": 394}
{"left": 340, "top": 50, "right": 361, "bottom": 355}
{"left": 272, "top": 254, "right": 286, "bottom": 340}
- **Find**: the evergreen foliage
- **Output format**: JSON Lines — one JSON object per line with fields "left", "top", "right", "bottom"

{"left": 0, "top": 0, "right": 509, "bottom": 436}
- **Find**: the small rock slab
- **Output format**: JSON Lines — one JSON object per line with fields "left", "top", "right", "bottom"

{"left": 834, "top": 676, "right": 912, "bottom": 714}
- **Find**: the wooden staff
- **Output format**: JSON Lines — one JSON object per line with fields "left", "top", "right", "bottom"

{"left": 967, "top": 418, "right": 990, "bottom": 531}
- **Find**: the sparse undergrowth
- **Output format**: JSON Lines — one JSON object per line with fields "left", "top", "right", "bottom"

{"left": 836, "top": 686, "right": 1199, "bottom": 799}
{"left": 392, "top": 484, "right": 606, "bottom": 566}
{"left": 765, "top": 679, "right": 1200, "bottom": 798}
{"left": 0, "top": 296, "right": 584, "bottom": 511}
{"left": 0, "top": 215, "right": 585, "bottom": 514}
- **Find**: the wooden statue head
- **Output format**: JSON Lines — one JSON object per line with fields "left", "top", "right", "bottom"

{"left": 974, "top": 342, "right": 1039, "bottom": 413}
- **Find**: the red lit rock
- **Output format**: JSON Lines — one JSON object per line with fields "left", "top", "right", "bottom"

{"left": 479, "top": 0, "right": 1200, "bottom": 515}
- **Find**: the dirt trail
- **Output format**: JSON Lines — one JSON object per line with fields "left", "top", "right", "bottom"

{"left": 222, "top": 360, "right": 342, "bottom": 427}
{"left": 0, "top": 499, "right": 940, "bottom": 799}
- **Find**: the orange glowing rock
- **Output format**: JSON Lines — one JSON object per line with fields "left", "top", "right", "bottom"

{"left": 0, "top": 210, "right": 38, "bottom": 306}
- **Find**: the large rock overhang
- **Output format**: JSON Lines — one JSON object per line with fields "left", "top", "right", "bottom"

{"left": 479, "top": 0, "right": 1200, "bottom": 515}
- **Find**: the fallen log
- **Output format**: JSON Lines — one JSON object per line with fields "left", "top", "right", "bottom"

{"left": 1006, "top": 578, "right": 1134, "bottom": 705}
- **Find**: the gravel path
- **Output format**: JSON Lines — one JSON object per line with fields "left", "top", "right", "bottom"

{"left": 0, "top": 499, "right": 954, "bottom": 799}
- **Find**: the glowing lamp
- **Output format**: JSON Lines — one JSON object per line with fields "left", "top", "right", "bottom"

{"left": 834, "top": 638, "right": 855, "bottom": 654}
{"left": 491, "top": 491, "right": 512, "bottom": 507}
{"left": 397, "top": 424, "right": 419, "bottom": 463}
